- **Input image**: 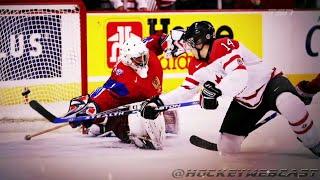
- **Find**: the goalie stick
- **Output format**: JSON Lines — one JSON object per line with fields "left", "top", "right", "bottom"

{"left": 29, "top": 100, "right": 199, "bottom": 123}
{"left": 24, "top": 123, "right": 69, "bottom": 141}
{"left": 29, "top": 100, "right": 140, "bottom": 123}
{"left": 190, "top": 112, "right": 278, "bottom": 151}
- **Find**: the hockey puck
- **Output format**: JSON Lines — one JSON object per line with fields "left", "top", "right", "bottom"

{"left": 24, "top": 135, "right": 31, "bottom": 140}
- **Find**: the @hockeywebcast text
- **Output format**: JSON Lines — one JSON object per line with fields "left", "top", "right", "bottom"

{"left": 171, "top": 168, "right": 319, "bottom": 178}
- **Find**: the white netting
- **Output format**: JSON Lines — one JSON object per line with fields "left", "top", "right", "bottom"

{"left": 0, "top": 4, "right": 85, "bottom": 120}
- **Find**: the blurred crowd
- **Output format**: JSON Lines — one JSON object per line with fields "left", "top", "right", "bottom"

{"left": 83, "top": 0, "right": 320, "bottom": 11}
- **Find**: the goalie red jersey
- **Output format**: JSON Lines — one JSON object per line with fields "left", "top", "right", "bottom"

{"left": 90, "top": 38, "right": 163, "bottom": 112}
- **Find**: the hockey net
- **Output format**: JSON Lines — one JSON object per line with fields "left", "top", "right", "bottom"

{"left": 0, "top": 0, "right": 87, "bottom": 121}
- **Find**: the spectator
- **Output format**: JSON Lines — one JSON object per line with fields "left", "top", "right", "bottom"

{"left": 83, "top": 0, "right": 102, "bottom": 10}
{"left": 295, "top": 0, "right": 320, "bottom": 9}
{"left": 109, "top": 0, "right": 150, "bottom": 11}
{"left": 232, "top": 0, "right": 294, "bottom": 9}
{"left": 157, "top": 0, "right": 176, "bottom": 10}
{"left": 175, "top": 0, "right": 217, "bottom": 10}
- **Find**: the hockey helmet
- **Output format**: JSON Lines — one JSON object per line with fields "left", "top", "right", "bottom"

{"left": 119, "top": 37, "right": 149, "bottom": 78}
{"left": 183, "top": 21, "right": 215, "bottom": 60}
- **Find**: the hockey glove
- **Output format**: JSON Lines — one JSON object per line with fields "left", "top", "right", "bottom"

{"left": 296, "top": 80, "right": 315, "bottom": 105}
{"left": 200, "top": 81, "right": 222, "bottom": 110}
{"left": 140, "top": 97, "right": 164, "bottom": 120}
{"left": 161, "top": 29, "right": 186, "bottom": 59}
{"left": 66, "top": 94, "right": 90, "bottom": 117}
{"left": 69, "top": 101, "right": 100, "bottom": 128}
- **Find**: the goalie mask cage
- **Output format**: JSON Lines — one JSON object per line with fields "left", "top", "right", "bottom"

{"left": 0, "top": 0, "right": 87, "bottom": 120}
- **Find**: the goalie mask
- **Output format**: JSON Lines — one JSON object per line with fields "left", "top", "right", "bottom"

{"left": 183, "top": 21, "right": 215, "bottom": 61}
{"left": 119, "top": 37, "right": 149, "bottom": 78}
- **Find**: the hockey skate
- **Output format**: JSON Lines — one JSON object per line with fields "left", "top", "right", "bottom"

{"left": 308, "top": 142, "right": 320, "bottom": 157}
{"left": 297, "top": 137, "right": 320, "bottom": 157}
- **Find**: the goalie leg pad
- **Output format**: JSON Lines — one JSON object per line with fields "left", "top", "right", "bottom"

{"left": 128, "top": 113, "right": 165, "bottom": 150}
{"left": 276, "top": 92, "right": 320, "bottom": 148}
{"left": 144, "top": 115, "right": 166, "bottom": 150}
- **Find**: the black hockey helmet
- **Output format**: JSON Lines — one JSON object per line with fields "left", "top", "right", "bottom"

{"left": 183, "top": 21, "right": 215, "bottom": 49}
{"left": 183, "top": 21, "right": 215, "bottom": 61}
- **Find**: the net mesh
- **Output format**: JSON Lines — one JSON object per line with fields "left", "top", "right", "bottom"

{"left": 0, "top": 4, "right": 84, "bottom": 120}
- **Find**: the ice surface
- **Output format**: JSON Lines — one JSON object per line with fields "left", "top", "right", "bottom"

{"left": 0, "top": 96, "right": 319, "bottom": 180}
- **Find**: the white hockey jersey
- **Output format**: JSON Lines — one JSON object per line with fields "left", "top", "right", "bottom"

{"left": 160, "top": 37, "right": 282, "bottom": 109}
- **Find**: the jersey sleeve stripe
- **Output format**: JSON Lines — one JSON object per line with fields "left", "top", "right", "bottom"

{"left": 90, "top": 87, "right": 105, "bottom": 98}
{"left": 185, "top": 77, "right": 200, "bottom": 86}
{"left": 103, "top": 79, "right": 129, "bottom": 97}
{"left": 223, "top": 55, "right": 241, "bottom": 70}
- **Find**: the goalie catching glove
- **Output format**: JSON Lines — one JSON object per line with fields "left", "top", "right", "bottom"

{"left": 200, "top": 81, "right": 222, "bottom": 110}
{"left": 140, "top": 97, "right": 164, "bottom": 120}
{"left": 67, "top": 95, "right": 100, "bottom": 128}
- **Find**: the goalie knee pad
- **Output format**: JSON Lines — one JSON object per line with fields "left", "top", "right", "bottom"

{"left": 276, "top": 92, "right": 320, "bottom": 148}
{"left": 217, "top": 133, "right": 245, "bottom": 155}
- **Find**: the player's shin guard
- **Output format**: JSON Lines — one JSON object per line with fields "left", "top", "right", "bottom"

{"left": 276, "top": 92, "right": 320, "bottom": 156}
{"left": 217, "top": 133, "right": 245, "bottom": 155}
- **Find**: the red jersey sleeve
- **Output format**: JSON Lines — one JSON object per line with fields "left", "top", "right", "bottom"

{"left": 144, "top": 31, "right": 167, "bottom": 56}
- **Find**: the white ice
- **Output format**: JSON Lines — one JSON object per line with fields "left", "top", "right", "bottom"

{"left": 0, "top": 95, "right": 320, "bottom": 180}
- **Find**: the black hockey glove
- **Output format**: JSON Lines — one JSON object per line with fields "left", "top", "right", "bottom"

{"left": 140, "top": 97, "right": 164, "bottom": 120}
{"left": 200, "top": 81, "right": 222, "bottom": 110}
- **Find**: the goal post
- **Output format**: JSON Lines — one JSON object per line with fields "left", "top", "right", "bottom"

{"left": 0, "top": 0, "right": 87, "bottom": 120}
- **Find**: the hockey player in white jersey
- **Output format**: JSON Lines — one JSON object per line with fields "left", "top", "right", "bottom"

{"left": 140, "top": 21, "right": 320, "bottom": 156}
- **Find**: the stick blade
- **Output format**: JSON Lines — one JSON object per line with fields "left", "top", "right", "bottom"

{"left": 189, "top": 135, "right": 218, "bottom": 151}
{"left": 29, "top": 100, "right": 56, "bottom": 122}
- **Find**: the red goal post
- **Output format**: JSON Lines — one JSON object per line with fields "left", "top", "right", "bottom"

{"left": 0, "top": 0, "right": 87, "bottom": 120}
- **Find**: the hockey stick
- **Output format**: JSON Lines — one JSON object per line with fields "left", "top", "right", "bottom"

{"left": 24, "top": 123, "right": 69, "bottom": 141}
{"left": 29, "top": 100, "right": 199, "bottom": 124}
{"left": 190, "top": 135, "right": 218, "bottom": 151}
{"left": 29, "top": 100, "right": 140, "bottom": 123}
{"left": 190, "top": 112, "right": 278, "bottom": 151}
